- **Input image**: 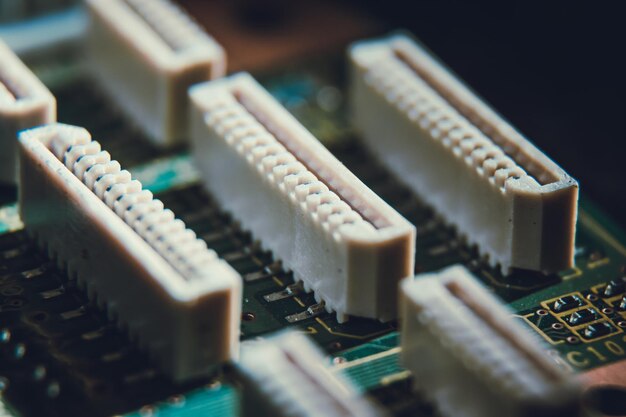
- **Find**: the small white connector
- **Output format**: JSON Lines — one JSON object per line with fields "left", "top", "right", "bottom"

{"left": 189, "top": 73, "right": 415, "bottom": 322}
{"left": 0, "top": 39, "right": 56, "bottom": 184}
{"left": 350, "top": 33, "right": 578, "bottom": 274}
{"left": 85, "top": 0, "right": 226, "bottom": 147}
{"left": 237, "top": 331, "right": 387, "bottom": 417}
{"left": 400, "top": 265, "right": 580, "bottom": 417}
{"left": 18, "top": 123, "right": 242, "bottom": 382}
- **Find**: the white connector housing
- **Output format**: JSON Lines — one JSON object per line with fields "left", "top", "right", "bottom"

{"left": 18, "top": 123, "right": 242, "bottom": 382}
{"left": 350, "top": 33, "right": 578, "bottom": 274}
{"left": 0, "top": 39, "right": 55, "bottom": 184}
{"left": 85, "top": 0, "right": 226, "bottom": 147}
{"left": 400, "top": 265, "right": 580, "bottom": 417}
{"left": 238, "top": 331, "right": 387, "bottom": 417}
{"left": 189, "top": 73, "right": 415, "bottom": 322}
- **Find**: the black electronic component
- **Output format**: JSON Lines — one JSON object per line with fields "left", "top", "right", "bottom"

{"left": 568, "top": 308, "right": 599, "bottom": 326}
{"left": 552, "top": 295, "right": 583, "bottom": 313}
{"left": 603, "top": 278, "right": 625, "bottom": 297}
{"left": 583, "top": 322, "right": 614, "bottom": 339}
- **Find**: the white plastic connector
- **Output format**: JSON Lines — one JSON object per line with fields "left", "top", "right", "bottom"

{"left": 189, "top": 73, "right": 416, "bottom": 323}
{"left": 85, "top": 0, "right": 226, "bottom": 147}
{"left": 350, "top": 33, "right": 578, "bottom": 274}
{"left": 400, "top": 265, "right": 580, "bottom": 417}
{"left": 0, "top": 39, "right": 56, "bottom": 184}
{"left": 18, "top": 123, "right": 242, "bottom": 382}
{"left": 238, "top": 331, "right": 387, "bottom": 417}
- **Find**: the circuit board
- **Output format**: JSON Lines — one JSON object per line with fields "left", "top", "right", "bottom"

{"left": 1, "top": 4, "right": 625, "bottom": 417}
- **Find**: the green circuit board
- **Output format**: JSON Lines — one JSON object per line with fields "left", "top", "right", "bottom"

{"left": 0, "top": 50, "right": 625, "bottom": 417}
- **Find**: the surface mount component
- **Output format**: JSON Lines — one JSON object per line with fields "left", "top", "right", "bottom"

{"left": 0, "top": 39, "right": 55, "bottom": 184}
{"left": 349, "top": 33, "right": 578, "bottom": 274}
{"left": 400, "top": 265, "right": 580, "bottom": 417}
{"left": 18, "top": 123, "right": 242, "bottom": 381}
{"left": 189, "top": 73, "right": 415, "bottom": 322}
{"left": 85, "top": 0, "right": 226, "bottom": 147}
{"left": 237, "top": 331, "right": 387, "bottom": 417}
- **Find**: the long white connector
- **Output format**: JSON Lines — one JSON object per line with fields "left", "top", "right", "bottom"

{"left": 400, "top": 265, "right": 580, "bottom": 417}
{"left": 189, "top": 73, "right": 416, "bottom": 322}
{"left": 18, "top": 123, "right": 242, "bottom": 382}
{"left": 85, "top": 0, "right": 226, "bottom": 147}
{"left": 350, "top": 33, "right": 578, "bottom": 274}
{"left": 0, "top": 39, "right": 55, "bottom": 184}
{"left": 237, "top": 331, "right": 387, "bottom": 417}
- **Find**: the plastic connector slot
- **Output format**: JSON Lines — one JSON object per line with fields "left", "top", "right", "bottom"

{"left": 400, "top": 265, "right": 580, "bottom": 417}
{"left": 18, "top": 123, "right": 242, "bottom": 382}
{"left": 0, "top": 39, "right": 55, "bottom": 184}
{"left": 237, "top": 331, "right": 387, "bottom": 417}
{"left": 350, "top": 33, "right": 578, "bottom": 274}
{"left": 189, "top": 73, "right": 415, "bottom": 323}
{"left": 85, "top": 0, "right": 226, "bottom": 147}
